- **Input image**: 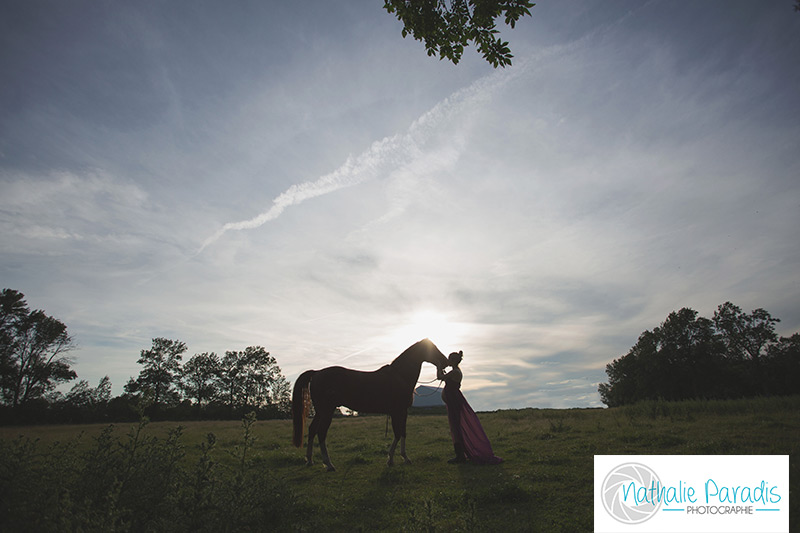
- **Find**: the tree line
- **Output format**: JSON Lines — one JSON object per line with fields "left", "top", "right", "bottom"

{"left": 0, "top": 289, "right": 291, "bottom": 424}
{"left": 598, "top": 302, "right": 800, "bottom": 407}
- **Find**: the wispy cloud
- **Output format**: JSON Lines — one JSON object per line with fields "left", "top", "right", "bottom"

{"left": 198, "top": 65, "right": 521, "bottom": 253}
{"left": 0, "top": 171, "right": 150, "bottom": 252}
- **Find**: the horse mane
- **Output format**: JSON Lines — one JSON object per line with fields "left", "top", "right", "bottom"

{"left": 390, "top": 338, "right": 431, "bottom": 364}
{"left": 389, "top": 338, "right": 438, "bottom": 381}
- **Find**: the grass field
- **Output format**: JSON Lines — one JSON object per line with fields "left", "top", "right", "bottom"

{"left": 1, "top": 396, "right": 798, "bottom": 531}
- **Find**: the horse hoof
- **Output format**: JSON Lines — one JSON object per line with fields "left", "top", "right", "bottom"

{"left": 325, "top": 464, "right": 336, "bottom": 472}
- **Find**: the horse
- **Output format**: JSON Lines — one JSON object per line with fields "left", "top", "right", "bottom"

{"left": 292, "top": 338, "right": 449, "bottom": 471}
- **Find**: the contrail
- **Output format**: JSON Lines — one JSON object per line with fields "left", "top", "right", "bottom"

{"left": 198, "top": 64, "right": 521, "bottom": 253}
{"left": 198, "top": 135, "right": 406, "bottom": 252}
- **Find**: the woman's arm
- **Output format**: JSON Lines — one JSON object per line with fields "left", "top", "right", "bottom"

{"left": 438, "top": 366, "right": 462, "bottom": 385}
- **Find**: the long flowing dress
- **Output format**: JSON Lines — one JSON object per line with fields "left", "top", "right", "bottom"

{"left": 442, "top": 368, "right": 502, "bottom": 465}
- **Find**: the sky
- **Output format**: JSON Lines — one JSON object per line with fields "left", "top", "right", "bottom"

{"left": 1, "top": 1, "right": 799, "bottom": 411}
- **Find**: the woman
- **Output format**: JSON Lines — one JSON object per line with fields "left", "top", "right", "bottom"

{"left": 437, "top": 351, "right": 502, "bottom": 465}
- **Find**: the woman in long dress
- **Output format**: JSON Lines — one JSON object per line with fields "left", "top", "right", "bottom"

{"left": 437, "top": 351, "right": 502, "bottom": 464}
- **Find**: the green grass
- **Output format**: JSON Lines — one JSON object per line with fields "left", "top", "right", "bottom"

{"left": 1, "top": 396, "right": 798, "bottom": 531}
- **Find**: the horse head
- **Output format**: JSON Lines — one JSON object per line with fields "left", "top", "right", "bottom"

{"left": 417, "top": 338, "right": 450, "bottom": 369}
{"left": 389, "top": 338, "right": 450, "bottom": 378}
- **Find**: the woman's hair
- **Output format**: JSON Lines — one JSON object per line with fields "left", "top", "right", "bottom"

{"left": 448, "top": 350, "right": 463, "bottom": 365}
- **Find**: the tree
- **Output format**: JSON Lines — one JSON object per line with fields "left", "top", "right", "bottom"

{"left": 383, "top": 0, "right": 535, "bottom": 67}
{"left": 653, "top": 309, "right": 722, "bottom": 400}
{"left": 217, "top": 347, "right": 290, "bottom": 409}
{"left": 599, "top": 302, "right": 798, "bottom": 406}
{"left": 125, "top": 338, "right": 186, "bottom": 407}
{"left": 598, "top": 330, "right": 655, "bottom": 407}
{"left": 713, "top": 302, "right": 781, "bottom": 394}
{"left": 0, "top": 289, "right": 76, "bottom": 407}
{"left": 181, "top": 352, "right": 221, "bottom": 407}
{"left": 272, "top": 375, "right": 292, "bottom": 414}
{"left": 599, "top": 308, "right": 722, "bottom": 406}
{"left": 764, "top": 333, "right": 800, "bottom": 396}
{"left": 65, "top": 376, "right": 112, "bottom": 408}
{"left": 713, "top": 302, "right": 779, "bottom": 362}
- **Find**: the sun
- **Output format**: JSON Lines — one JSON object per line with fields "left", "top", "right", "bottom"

{"left": 387, "top": 310, "right": 465, "bottom": 354}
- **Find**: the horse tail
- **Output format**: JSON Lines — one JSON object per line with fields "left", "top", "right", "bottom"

{"left": 292, "top": 370, "right": 315, "bottom": 448}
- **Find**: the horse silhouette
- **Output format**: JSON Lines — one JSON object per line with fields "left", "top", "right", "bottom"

{"left": 292, "top": 338, "right": 449, "bottom": 471}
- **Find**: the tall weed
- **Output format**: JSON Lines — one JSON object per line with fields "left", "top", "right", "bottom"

{"left": 0, "top": 412, "right": 304, "bottom": 532}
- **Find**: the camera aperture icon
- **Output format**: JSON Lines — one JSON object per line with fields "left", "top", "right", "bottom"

{"left": 602, "top": 462, "right": 662, "bottom": 524}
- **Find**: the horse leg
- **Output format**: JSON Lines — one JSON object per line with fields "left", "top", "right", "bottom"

{"left": 399, "top": 435, "right": 410, "bottom": 464}
{"left": 305, "top": 416, "right": 320, "bottom": 466}
{"left": 387, "top": 412, "right": 411, "bottom": 466}
{"left": 387, "top": 434, "right": 400, "bottom": 466}
{"left": 396, "top": 412, "right": 411, "bottom": 464}
{"left": 317, "top": 407, "right": 336, "bottom": 472}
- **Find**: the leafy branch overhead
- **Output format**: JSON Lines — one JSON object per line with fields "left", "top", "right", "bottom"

{"left": 383, "top": 0, "right": 535, "bottom": 67}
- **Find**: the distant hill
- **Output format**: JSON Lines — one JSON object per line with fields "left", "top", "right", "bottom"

{"left": 413, "top": 385, "right": 444, "bottom": 407}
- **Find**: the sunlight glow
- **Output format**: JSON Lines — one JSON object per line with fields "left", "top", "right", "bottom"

{"left": 386, "top": 310, "right": 466, "bottom": 355}
{"left": 380, "top": 309, "right": 469, "bottom": 384}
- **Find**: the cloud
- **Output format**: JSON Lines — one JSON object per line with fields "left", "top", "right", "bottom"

{"left": 0, "top": 171, "right": 150, "bottom": 252}
{"left": 198, "top": 64, "right": 522, "bottom": 253}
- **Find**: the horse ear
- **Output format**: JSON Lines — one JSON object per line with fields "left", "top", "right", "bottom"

{"left": 459, "top": 350, "right": 463, "bottom": 356}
